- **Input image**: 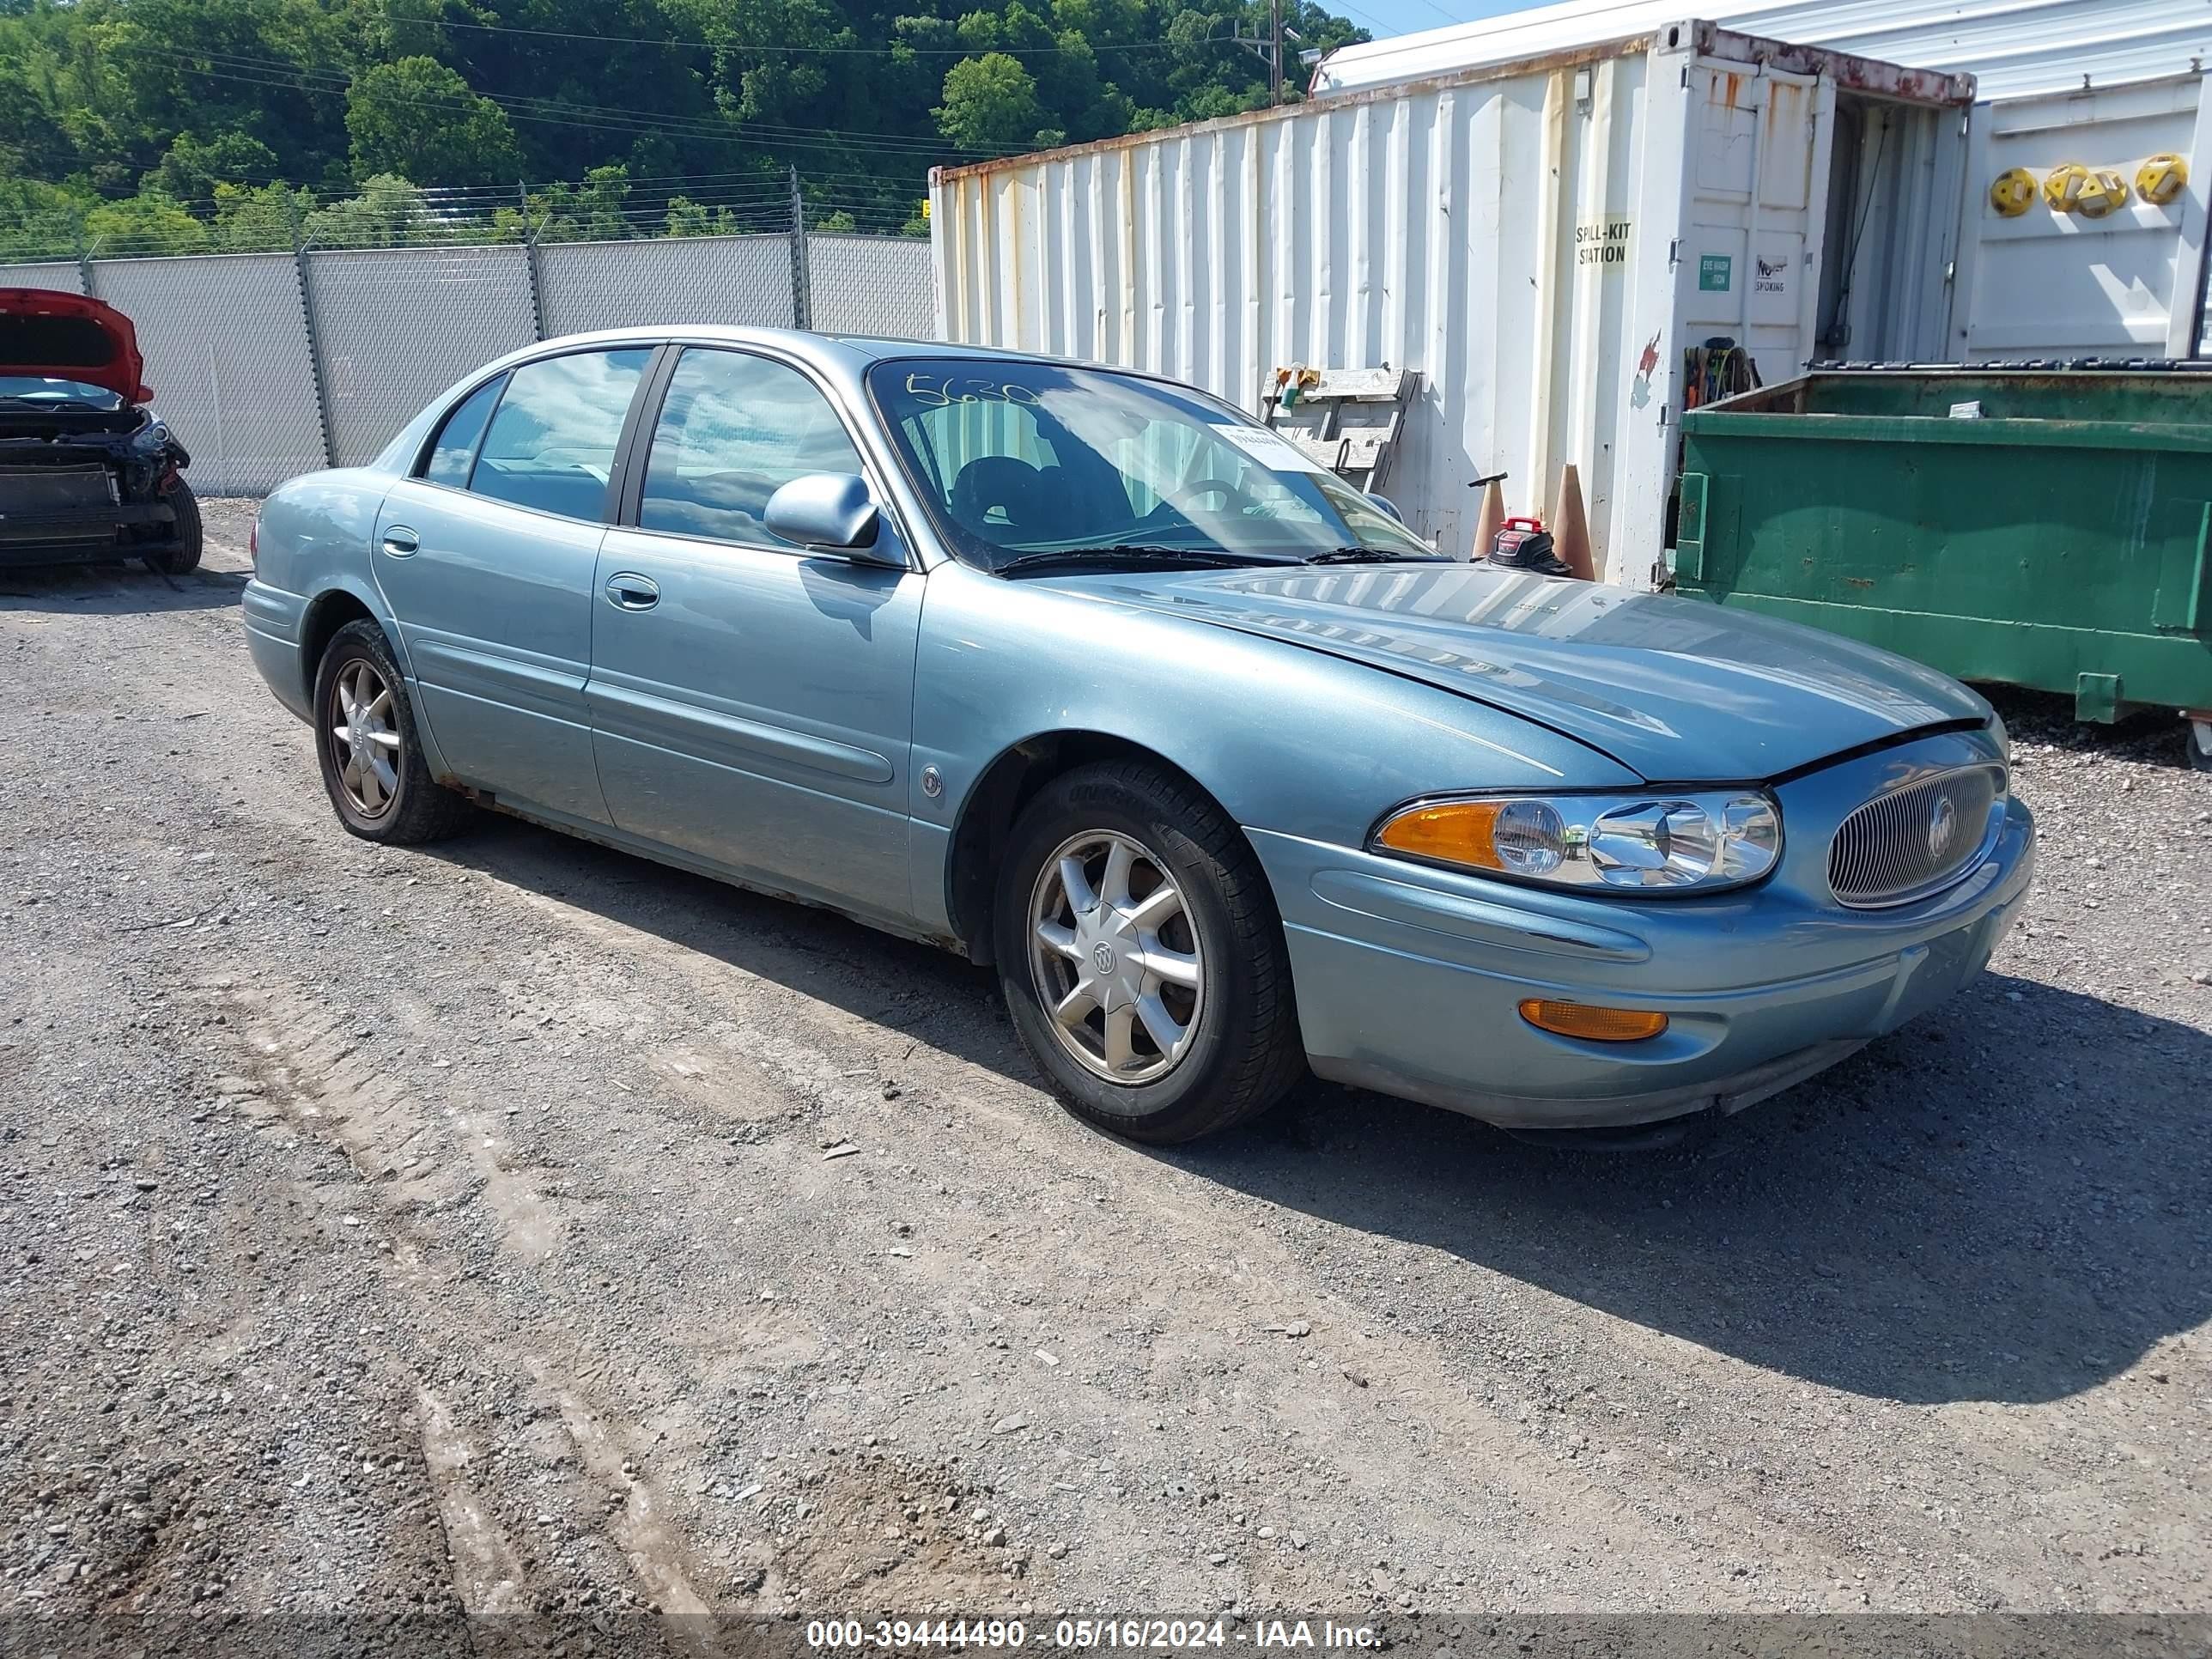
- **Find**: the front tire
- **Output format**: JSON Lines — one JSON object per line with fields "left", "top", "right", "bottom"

{"left": 994, "top": 761, "right": 1305, "bottom": 1144}
{"left": 312, "top": 619, "right": 474, "bottom": 844}
{"left": 143, "top": 478, "right": 203, "bottom": 574}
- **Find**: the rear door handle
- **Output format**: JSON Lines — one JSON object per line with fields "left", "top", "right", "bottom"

{"left": 380, "top": 526, "right": 419, "bottom": 557}
{"left": 605, "top": 573, "right": 659, "bottom": 611}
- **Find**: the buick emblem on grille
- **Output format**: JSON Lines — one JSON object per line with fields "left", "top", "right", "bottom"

{"left": 1828, "top": 763, "right": 2001, "bottom": 908}
{"left": 1926, "top": 793, "right": 1960, "bottom": 862}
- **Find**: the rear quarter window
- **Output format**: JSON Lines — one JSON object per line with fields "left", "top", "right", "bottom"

{"left": 420, "top": 375, "right": 504, "bottom": 488}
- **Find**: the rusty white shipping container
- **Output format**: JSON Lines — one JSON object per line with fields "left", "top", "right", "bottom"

{"left": 1313, "top": 0, "right": 2212, "bottom": 364}
{"left": 930, "top": 21, "right": 1974, "bottom": 582}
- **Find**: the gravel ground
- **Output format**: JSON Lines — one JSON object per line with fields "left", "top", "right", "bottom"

{"left": 2, "top": 500, "right": 2208, "bottom": 1644}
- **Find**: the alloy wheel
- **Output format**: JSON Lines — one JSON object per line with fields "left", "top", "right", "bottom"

{"left": 1027, "top": 830, "right": 1205, "bottom": 1085}
{"left": 328, "top": 658, "right": 402, "bottom": 819}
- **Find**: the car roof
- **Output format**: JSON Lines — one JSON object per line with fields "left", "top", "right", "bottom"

{"left": 519, "top": 325, "right": 1119, "bottom": 376}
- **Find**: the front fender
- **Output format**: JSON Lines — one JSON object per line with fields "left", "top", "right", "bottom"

{"left": 908, "top": 562, "right": 1635, "bottom": 937}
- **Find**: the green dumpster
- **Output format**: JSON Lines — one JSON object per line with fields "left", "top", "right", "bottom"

{"left": 1674, "top": 368, "right": 2212, "bottom": 730}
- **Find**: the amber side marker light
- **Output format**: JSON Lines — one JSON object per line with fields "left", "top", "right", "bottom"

{"left": 1374, "top": 799, "right": 1502, "bottom": 866}
{"left": 1518, "top": 1000, "right": 1669, "bottom": 1042}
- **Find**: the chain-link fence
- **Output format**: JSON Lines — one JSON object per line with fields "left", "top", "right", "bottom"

{"left": 538, "top": 234, "right": 799, "bottom": 336}
{"left": 90, "top": 252, "right": 328, "bottom": 494}
{"left": 10, "top": 212, "right": 936, "bottom": 493}
{"left": 0, "top": 260, "right": 83, "bottom": 291}
{"left": 307, "top": 245, "right": 540, "bottom": 466}
{"left": 805, "top": 234, "right": 936, "bottom": 339}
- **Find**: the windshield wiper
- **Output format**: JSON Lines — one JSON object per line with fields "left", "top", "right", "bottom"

{"left": 1300, "top": 545, "right": 1431, "bottom": 565}
{"left": 995, "top": 544, "right": 1298, "bottom": 577}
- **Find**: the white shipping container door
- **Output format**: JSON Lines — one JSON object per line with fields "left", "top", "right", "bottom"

{"left": 1952, "top": 74, "right": 2212, "bottom": 359}
{"left": 1674, "top": 60, "right": 1835, "bottom": 387}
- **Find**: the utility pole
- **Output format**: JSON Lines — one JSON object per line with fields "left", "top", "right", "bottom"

{"left": 1235, "top": 3, "right": 1296, "bottom": 102}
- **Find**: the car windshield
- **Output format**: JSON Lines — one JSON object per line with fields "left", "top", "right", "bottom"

{"left": 866, "top": 357, "right": 1441, "bottom": 573}
{"left": 0, "top": 375, "right": 122, "bottom": 409}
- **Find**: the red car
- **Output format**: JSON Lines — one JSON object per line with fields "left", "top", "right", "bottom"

{"left": 0, "top": 288, "right": 201, "bottom": 573}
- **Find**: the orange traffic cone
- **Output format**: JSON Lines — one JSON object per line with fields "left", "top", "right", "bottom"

{"left": 1471, "top": 477, "right": 1505, "bottom": 563}
{"left": 1552, "top": 463, "right": 1595, "bottom": 581}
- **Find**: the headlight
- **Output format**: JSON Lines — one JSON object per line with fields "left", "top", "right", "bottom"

{"left": 1372, "top": 790, "right": 1782, "bottom": 894}
{"left": 1987, "top": 710, "right": 2010, "bottom": 763}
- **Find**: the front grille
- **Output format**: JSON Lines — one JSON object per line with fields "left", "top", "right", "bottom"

{"left": 1827, "top": 764, "right": 2005, "bottom": 908}
{"left": 0, "top": 464, "right": 118, "bottom": 511}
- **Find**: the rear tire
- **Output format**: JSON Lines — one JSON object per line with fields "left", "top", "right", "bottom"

{"left": 313, "top": 619, "right": 474, "bottom": 845}
{"left": 143, "top": 478, "right": 203, "bottom": 574}
{"left": 994, "top": 761, "right": 1305, "bottom": 1144}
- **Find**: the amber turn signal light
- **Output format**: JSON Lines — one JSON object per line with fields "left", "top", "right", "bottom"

{"left": 1517, "top": 1000, "right": 1669, "bottom": 1042}
{"left": 1372, "top": 799, "right": 1501, "bottom": 866}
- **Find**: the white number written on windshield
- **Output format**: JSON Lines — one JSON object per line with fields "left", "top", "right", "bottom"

{"left": 904, "top": 372, "right": 1041, "bottom": 408}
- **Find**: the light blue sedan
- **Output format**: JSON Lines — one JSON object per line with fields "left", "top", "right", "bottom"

{"left": 242, "top": 328, "right": 2035, "bottom": 1146}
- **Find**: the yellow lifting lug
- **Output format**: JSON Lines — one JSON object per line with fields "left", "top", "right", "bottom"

{"left": 2136, "top": 152, "right": 2190, "bottom": 206}
{"left": 2043, "top": 161, "right": 2130, "bottom": 218}
{"left": 1990, "top": 167, "right": 2037, "bottom": 217}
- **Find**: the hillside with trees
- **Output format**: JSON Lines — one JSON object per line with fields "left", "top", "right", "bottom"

{"left": 0, "top": 0, "right": 1366, "bottom": 258}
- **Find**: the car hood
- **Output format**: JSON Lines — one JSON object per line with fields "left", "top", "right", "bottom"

{"left": 1042, "top": 562, "right": 1987, "bottom": 781}
{"left": 0, "top": 288, "right": 150, "bottom": 404}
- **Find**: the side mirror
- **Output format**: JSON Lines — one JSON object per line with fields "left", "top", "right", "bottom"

{"left": 1367, "top": 494, "right": 1405, "bottom": 524}
{"left": 763, "top": 472, "right": 899, "bottom": 564}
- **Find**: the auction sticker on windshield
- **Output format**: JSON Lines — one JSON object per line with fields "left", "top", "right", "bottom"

{"left": 1211, "top": 423, "right": 1328, "bottom": 474}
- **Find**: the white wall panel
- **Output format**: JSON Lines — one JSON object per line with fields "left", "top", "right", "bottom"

{"left": 1952, "top": 74, "right": 2209, "bottom": 358}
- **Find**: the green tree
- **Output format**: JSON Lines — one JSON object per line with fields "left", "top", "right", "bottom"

{"left": 532, "top": 166, "right": 633, "bottom": 243}
{"left": 0, "top": 177, "right": 94, "bottom": 261}
{"left": 84, "top": 191, "right": 211, "bottom": 255}
{"left": 211, "top": 179, "right": 313, "bottom": 250}
{"left": 345, "top": 57, "right": 520, "bottom": 185}
{"left": 145, "top": 131, "right": 283, "bottom": 202}
{"left": 0, "top": 0, "right": 1369, "bottom": 258}
{"left": 302, "top": 173, "right": 430, "bottom": 247}
{"left": 665, "top": 195, "right": 739, "bottom": 236}
{"left": 935, "top": 52, "right": 1042, "bottom": 151}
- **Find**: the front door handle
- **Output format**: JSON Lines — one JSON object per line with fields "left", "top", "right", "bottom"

{"left": 605, "top": 573, "right": 659, "bottom": 611}
{"left": 380, "top": 526, "right": 420, "bottom": 557}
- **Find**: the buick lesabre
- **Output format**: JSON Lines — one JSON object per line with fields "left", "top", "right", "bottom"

{"left": 242, "top": 329, "right": 2035, "bottom": 1145}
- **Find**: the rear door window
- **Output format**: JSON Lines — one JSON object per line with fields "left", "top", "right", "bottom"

{"left": 421, "top": 374, "right": 504, "bottom": 488}
{"left": 466, "top": 349, "right": 653, "bottom": 521}
{"left": 636, "top": 349, "right": 865, "bottom": 549}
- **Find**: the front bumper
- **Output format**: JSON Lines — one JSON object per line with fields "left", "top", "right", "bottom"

{"left": 1255, "top": 738, "right": 2036, "bottom": 1131}
{"left": 0, "top": 500, "right": 181, "bottom": 567}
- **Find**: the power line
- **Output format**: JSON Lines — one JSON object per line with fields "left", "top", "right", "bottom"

{"left": 386, "top": 9, "right": 1194, "bottom": 58}
{"left": 123, "top": 50, "right": 1010, "bottom": 162}
{"left": 155, "top": 42, "right": 1007, "bottom": 153}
